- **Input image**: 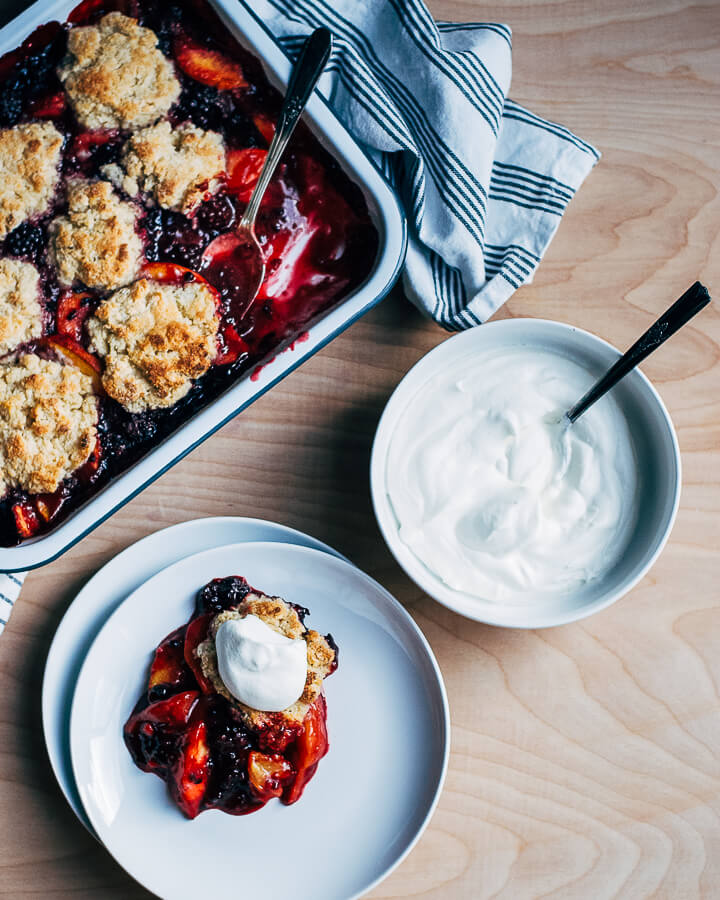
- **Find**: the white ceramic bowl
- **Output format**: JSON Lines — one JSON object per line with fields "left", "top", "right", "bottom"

{"left": 370, "top": 318, "right": 681, "bottom": 628}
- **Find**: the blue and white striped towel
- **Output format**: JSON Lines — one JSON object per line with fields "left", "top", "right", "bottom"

{"left": 0, "top": 572, "right": 23, "bottom": 636}
{"left": 0, "top": 0, "right": 599, "bottom": 636}
{"left": 255, "top": 0, "right": 599, "bottom": 328}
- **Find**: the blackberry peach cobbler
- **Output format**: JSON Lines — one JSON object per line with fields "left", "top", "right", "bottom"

{"left": 0, "top": 0, "right": 378, "bottom": 546}
{"left": 124, "top": 576, "right": 338, "bottom": 818}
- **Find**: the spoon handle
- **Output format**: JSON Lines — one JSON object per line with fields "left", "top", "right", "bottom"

{"left": 240, "top": 27, "right": 333, "bottom": 229}
{"left": 566, "top": 281, "right": 711, "bottom": 424}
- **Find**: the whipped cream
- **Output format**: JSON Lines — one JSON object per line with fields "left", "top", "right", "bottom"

{"left": 215, "top": 615, "right": 307, "bottom": 711}
{"left": 386, "top": 346, "right": 638, "bottom": 603}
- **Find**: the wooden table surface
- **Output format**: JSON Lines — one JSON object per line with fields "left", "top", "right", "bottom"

{"left": 1, "top": 0, "right": 719, "bottom": 897}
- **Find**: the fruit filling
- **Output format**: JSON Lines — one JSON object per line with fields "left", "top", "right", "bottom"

{"left": 0, "top": 0, "right": 378, "bottom": 546}
{"left": 124, "top": 575, "right": 337, "bottom": 818}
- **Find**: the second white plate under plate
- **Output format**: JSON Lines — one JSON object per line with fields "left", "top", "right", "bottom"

{"left": 42, "top": 516, "right": 348, "bottom": 834}
{"left": 70, "top": 541, "right": 449, "bottom": 900}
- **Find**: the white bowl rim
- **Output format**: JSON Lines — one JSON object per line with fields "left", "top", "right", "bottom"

{"left": 370, "top": 317, "right": 682, "bottom": 628}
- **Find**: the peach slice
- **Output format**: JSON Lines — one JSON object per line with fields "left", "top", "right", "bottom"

{"left": 175, "top": 35, "right": 247, "bottom": 91}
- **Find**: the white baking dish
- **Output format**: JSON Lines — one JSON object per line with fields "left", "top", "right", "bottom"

{"left": 0, "top": 0, "right": 406, "bottom": 571}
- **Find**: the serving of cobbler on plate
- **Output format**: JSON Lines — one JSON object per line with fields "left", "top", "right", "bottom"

{"left": 124, "top": 575, "right": 338, "bottom": 818}
{"left": 0, "top": 0, "right": 378, "bottom": 547}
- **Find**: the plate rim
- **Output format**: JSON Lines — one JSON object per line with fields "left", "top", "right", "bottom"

{"left": 69, "top": 540, "right": 451, "bottom": 900}
{"left": 41, "top": 516, "right": 349, "bottom": 834}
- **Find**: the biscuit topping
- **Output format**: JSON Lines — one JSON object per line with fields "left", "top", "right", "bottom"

{"left": 196, "top": 591, "right": 337, "bottom": 727}
{"left": 215, "top": 615, "right": 308, "bottom": 712}
{"left": 58, "top": 12, "right": 181, "bottom": 130}
{"left": 0, "top": 122, "right": 63, "bottom": 239}
{"left": 50, "top": 180, "right": 143, "bottom": 290}
{"left": 0, "top": 353, "right": 98, "bottom": 496}
{"left": 0, "top": 258, "right": 43, "bottom": 355}
{"left": 87, "top": 277, "right": 219, "bottom": 412}
{"left": 103, "top": 121, "right": 226, "bottom": 214}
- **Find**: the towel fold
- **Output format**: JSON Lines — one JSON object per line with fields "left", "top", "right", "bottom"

{"left": 254, "top": 0, "right": 599, "bottom": 328}
{"left": 0, "top": 573, "right": 24, "bottom": 636}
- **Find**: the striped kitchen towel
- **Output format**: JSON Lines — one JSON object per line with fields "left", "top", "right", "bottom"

{"left": 0, "top": 572, "right": 24, "bottom": 636}
{"left": 255, "top": 0, "right": 599, "bottom": 328}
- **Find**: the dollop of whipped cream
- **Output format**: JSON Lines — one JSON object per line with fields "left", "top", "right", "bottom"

{"left": 215, "top": 615, "right": 307, "bottom": 712}
{"left": 386, "top": 346, "right": 638, "bottom": 603}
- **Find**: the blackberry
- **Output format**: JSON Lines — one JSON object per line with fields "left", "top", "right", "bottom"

{"left": 0, "top": 28, "right": 66, "bottom": 127}
{"left": 4, "top": 223, "right": 45, "bottom": 261}
{"left": 98, "top": 410, "right": 159, "bottom": 471}
{"left": 196, "top": 576, "right": 251, "bottom": 615}
{"left": 20, "top": 56, "right": 56, "bottom": 98}
{"left": 148, "top": 683, "right": 172, "bottom": 701}
{"left": 96, "top": 433, "right": 130, "bottom": 473}
{"left": 225, "top": 108, "right": 266, "bottom": 148}
{"left": 96, "top": 427, "right": 125, "bottom": 460}
{"left": 204, "top": 697, "right": 255, "bottom": 809}
{"left": 19, "top": 28, "right": 66, "bottom": 90}
{"left": 195, "top": 193, "right": 237, "bottom": 240}
{"left": 140, "top": 5, "right": 182, "bottom": 57}
{"left": 0, "top": 497, "right": 20, "bottom": 548}
{"left": 0, "top": 82, "right": 23, "bottom": 127}
{"left": 175, "top": 83, "right": 226, "bottom": 131}
{"left": 137, "top": 722, "right": 178, "bottom": 769}
{"left": 172, "top": 235, "right": 205, "bottom": 270}
{"left": 144, "top": 207, "right": 206, "bottom": 270}
{"left": 95, "top": 403, "right": 146, "bottom": 465}
{"left": 123, "top": 412, "right": 160, "bottom": 445}
{"left": 66, "top": 134, "right": 124, "bottom": 177}
{"left": 93, "top": 138, "right": 123, "bottom": 169}
{"left": 143, "top": 207, "right": 164, "bottom": 237}
{"left": 156, "top": 31, "right": 172, "bottom": 57}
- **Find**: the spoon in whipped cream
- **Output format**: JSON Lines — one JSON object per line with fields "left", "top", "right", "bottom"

{"left": 564, "top": 281, "right": 710, "bottom": 426}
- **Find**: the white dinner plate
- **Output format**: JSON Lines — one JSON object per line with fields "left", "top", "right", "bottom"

{"left": 70, "top": 542, "right": 449, "bottom": 900}
{"left": 42, "top": 516, "right": 348, "bottom": 835}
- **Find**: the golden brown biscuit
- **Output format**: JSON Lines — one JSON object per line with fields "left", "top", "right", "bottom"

{"left": 0, "top": 258, "right": 43, "bottom": 355}
{"left": 49, "top": 180, "right": 143, "bottom": 290}
{"left": 87, "top": 277, "right": 219, "bottom": 412}
{"left": 196, "top": 591, "right": 337, "bottom": 728}
{"left": 58, "top": 12, "right": 181, "bottom": 130}
{"left": 0, "top": 353, "right": 98, "bottom": 495}
{"left": 103, "top": 121, "right": 226, "bottom": 214}
{"left": 0, "top": 122, "right": 63, "bottom": 239}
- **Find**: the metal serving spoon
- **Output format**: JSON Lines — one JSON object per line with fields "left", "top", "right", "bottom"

{"left": 203, "top": 27, "right": 333, "bottom": 319}
{"left": 565, "top": 281, "right": 711, "bottom": 425}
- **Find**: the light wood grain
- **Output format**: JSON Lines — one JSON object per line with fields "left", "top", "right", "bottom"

{"left": 1, "top": 0, "right": 719, "bottom": 897}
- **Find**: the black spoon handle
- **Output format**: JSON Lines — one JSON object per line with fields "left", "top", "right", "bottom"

{"left": 566, "top": 281, "right": 711, "bottom": 424}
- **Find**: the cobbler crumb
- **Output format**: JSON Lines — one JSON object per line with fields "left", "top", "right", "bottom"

{"left": 58, "top": 12, "right": 181, "bottom": 130}
{"left": 0, "top": 122, "right": 63, "bottom": 239}
{"left": 87, "top": 276, "right": 219, "bottom": 412}
{"left": 0, "top": 258, "right": 43, "bottom": 355}
{"left": 0, "top": 353, "right": 97, "bottom": 495}
{"left": 49, "top": 180, "right": 143, "bottom": 290}
{"left": 103, "top": 121, "right": 226, "bottom": 214}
